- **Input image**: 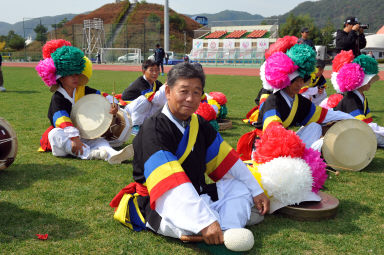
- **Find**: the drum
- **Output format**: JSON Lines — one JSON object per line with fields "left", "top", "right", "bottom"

{"left": 322, "top": 119, "right": 377, "bottom": 171}
{"left": 277, "top": 191, "right": 339, "bottom": 221}
{"left": 218, "top": 119, "right": 232, "bottom": 131}
{"left": 102, "top": 109, "right": 132, "bottom": 147}
{"left": 0, "top": 117, "right": 18, "bottom": 170}
{"left": 71, "top": 94, "right": 113, "bottom": 139}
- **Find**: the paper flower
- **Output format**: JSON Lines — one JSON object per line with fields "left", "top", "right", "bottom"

{"left": 286, "top": 44, "right": 317, "bottom": 77}
{"left": 337, "top": 63, "right": 365, "bottom": 92}
{"left": 265, "top": 52, "right": 298, "bottom": 90}
{"left": 253, "top": 124, "right": 305, "bottom": 164}
{"left": 265, "top": 36, "right": 298, "bottom": 59}
{"left": 35, "top": 58, "right": 57, "bottom": 87}
{"left": 42, "top": 39, "right": 72, "bottom": 59}
{"left": 302, "top": 148, "right": 327, "bottom": 193}
{"left": 332, "top": 50, "right": 354, "bottom": 72}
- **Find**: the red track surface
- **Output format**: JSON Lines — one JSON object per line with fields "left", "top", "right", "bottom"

{"left": 5, "top": 62, "right": 384, "bottom": 80}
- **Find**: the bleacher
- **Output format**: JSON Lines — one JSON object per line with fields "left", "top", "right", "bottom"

{"left": 226, "top": 30, "right": 247, "bottom": 38}
{"left": 247, "top": 30, "right": 268, "bottom": 38}
{"left": 205, "top": 30, "right": 227, "bottom": 39}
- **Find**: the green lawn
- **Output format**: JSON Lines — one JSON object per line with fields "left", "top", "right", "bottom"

{"left": 0, "top": 66, "right": 383, "bottom": 254}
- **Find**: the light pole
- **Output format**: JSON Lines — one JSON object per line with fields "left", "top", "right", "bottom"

{"left": 164, "top": 0, "right": 169, "bottom": 52}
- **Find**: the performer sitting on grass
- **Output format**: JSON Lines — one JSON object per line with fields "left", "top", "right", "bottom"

{"left": 110, "top": 62, "right": 269, "bottom": 245}
{"left": 334, "top": 54, "right": 384, "bottom": 147}
{"left": 120, "top": 60, "right": 166, "bottom": 135}
{"left": 299, "top": 60, "right": 328, "bottom": 105}
{"left": 36, "top": 40, "right": 133, "bottom": 164}
{"left": 237, "top": 46, "right": 353, "bottom": 160}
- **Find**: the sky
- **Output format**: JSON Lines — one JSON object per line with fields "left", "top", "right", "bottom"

{"left": 1, "top": 0, "right": 313, "bottom": 24}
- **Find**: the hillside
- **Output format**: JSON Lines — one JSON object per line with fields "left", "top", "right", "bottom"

{"left": 0, "top": 14, "right": 77, "bottom": 37}
{"left": 276, "top": 0, "right": 384, "bottom": 32}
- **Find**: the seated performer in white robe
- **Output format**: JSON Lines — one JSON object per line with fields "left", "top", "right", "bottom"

{"left": 121, "top": 60, "right": 167, "bottom": 135}
{"left": 110, "top": 63, "right": 269, "bottom": 245}
{"left": 36, "top": 40, "right": 132, "bottom": 164}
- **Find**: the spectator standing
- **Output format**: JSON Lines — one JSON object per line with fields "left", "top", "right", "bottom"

{"left": 0, "top": 54, "right": 5, "bottom": 92}
{"left": 297, "top": 27, "right": 315, "bottom": 50}
{"left": 154, "top": 43, "right": 165, "bottom": 75}
{"left": 336, "top": 17, "right": 366, "bottom": 56}
{"left": 368, "top": 51, "right": 375, "bottom": 59}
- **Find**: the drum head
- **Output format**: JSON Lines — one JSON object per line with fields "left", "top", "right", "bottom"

{"left": 322, "top": 119, "right": 377, "bottom": 171}
{"left": 0, "top": 117, "right": 18, "bottom": 170}
{"left": 70, "top": 94, "right": 113, "bottom": 139}
{"left": 277, "top": 192, "right": 339, "bottom": 221}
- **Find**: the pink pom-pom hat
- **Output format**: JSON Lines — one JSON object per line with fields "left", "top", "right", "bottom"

{"left": 302, "top": 148, "right": 327, "bottom": 193}
{"left": 264, "top": 52, "right": 299, "bottom": 91}
{"left": 336, "top": 63, "right": 365, "bottom": 92}
{"left": 35, "top": 58, "right": 57, "bottom": 87}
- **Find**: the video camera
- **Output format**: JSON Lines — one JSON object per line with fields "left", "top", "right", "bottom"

{"left": 359, "top": 23, "right": 369, "bottom": 30}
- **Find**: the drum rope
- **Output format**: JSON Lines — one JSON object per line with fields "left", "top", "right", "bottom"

{"left": 0, "top": 137, "right": 15, "bottom": 145}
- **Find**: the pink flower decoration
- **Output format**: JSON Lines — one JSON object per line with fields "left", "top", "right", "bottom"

{"left": 265, "top": 52, "right": 298, "bottom": 90}
{"left": 35, "top": 58, "right": 57, "bottom": 87}
{"left": 302, "top": 148, "right": 327, "bottom": 193}
{"left": 337, "top": 63, "right": 365, "bottom": 92}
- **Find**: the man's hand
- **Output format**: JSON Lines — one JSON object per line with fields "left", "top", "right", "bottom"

{"left": 253, "top": 193, "right": 270, "bottom": 215}
{"left": 110, "top": 104, "right": 118, "bottom": 115}
{"left": 200, "top": 221, "right": 223, "bottom": 245}
{"left": 352, "top": 24, "right": 360, "bottom": 31}
{"left": 71, "top": 136, "right": 85, "bottom": 156}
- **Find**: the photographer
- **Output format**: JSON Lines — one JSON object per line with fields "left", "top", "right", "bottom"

{"left": 336, "top": 17, "right": 367, "bottom": 56}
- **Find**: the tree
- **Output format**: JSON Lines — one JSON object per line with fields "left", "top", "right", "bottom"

{"left": 7, "top": 30, "right": 25, "bottom": 50}
{"left": 34, "top": 23, "right": 48, "bottom": 44}
{"left": 320, "top": 19, "right": 336, "bottom": 47}
{"left": 279, "top": 14, "right": 322, "bottom": 44}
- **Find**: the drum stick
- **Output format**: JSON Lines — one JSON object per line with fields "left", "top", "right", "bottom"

{"left": 327, "top": 163, "right": 353, "bottom": 171}
{"left": 326, "top": 168, "right": 340, "bottom": 176}
{"left": 180, "top": 235, "right": 203, "bottom": 243}
{"left": 112, "top": 82, "right": 116, "bottom": 108}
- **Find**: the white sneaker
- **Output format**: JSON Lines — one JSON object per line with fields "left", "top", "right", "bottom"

{"left": 108, "top": 144, "right": 134, "bottom": 164}
{"left": 0, "top": 86, "right": 6, "bottom": 92}
{"left": 89, "top": 149, "right": 108, "bottom": 160}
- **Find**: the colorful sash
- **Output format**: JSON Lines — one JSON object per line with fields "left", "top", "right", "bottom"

{"left": 112, "top": 114, "right": 199, "bottom": 229}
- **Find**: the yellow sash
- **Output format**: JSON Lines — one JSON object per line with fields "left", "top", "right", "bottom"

{"left": 282, "top": 94, "right": 298, "bottom": 128}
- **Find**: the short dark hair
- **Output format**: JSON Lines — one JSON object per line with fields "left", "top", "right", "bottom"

{"left": 142, "top": 59, "right": 159, "bottom": 71}
{"left": 156, "top": 43, "right": 160, "bottom": 48}
{"left": 167, "top": 62, "right": 205, "bottom": 89}
{"left": 301, "top": 27, "right": 309, "bottom": 33}
{"left": 316, "top": 60, "right": 326, "bottom": 69}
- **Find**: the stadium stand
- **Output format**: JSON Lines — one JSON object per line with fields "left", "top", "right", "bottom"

{"left": 247, "top": 30, "right": 268, "bottom": 38}
{"left": 226, "top": 30, "right": 247, "bottom": 38}
{"left": 205, "top": 30, "right": 227, "bottom": 39}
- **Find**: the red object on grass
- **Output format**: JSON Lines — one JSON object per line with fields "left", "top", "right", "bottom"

{"left": 36, "top": 234, "right": 48, "bottom": 240}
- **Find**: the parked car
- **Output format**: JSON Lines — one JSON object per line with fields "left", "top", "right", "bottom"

{"left": 118, "top": 53, "right": 142, "bottom": 62}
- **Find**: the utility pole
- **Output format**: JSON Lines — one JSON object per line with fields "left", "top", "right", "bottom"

{"left": 164, "top": 0, "right": 169, "bottom": 52}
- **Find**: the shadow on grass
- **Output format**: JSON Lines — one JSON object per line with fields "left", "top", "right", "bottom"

{"left": 364, "top": 154, "right": 384, "bottom": 173}
{"left": 3, "top": 90, "right": 40, "bottom": 94}
{"left": 0, "top": 163, "right": 82, "bottom": 191}
{"left": 0, "top": 201, "right": 89, "bottom": 243}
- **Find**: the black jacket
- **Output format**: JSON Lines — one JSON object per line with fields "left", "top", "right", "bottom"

{"left": 335, "top": 29, "right": 366, "bottom": 56}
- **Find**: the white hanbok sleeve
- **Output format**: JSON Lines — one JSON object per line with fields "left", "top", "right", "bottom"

{"left": 223, "top": 159, "right": 264, "bottom": 197}
{"left": 322, "top": 109, "right": 354, "bottom": 123}
{"left": 63, "top": 126, "right": 80, "bottom": 138}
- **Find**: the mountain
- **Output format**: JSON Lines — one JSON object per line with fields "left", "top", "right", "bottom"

{"left": 188, "top": 10, "right": 264, "bottom": 25}
{"left": 0, "top": 14, "right": 78, "bottom": 37}
{"left": 275, "top": 0, "right": 384, "bottom": 33}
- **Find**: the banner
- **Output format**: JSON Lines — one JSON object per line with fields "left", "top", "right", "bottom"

{"left": 256, "top": 38, "right": 270, "bottom": 51}
{"left": 193, "top": 39, "right": 204, "bottom": 49}
{"left": 240, "top": 39, "right": 252, "bottom": 50}
{"left": 223, "top": 39, "right": 235, "bottom": 49}
{"left": 207, "top": 40, "right": 219, "bottom": 50}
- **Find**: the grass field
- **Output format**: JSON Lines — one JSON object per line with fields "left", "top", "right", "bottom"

{"left": 0, "top": 66, "right": 384, "bottom": 254}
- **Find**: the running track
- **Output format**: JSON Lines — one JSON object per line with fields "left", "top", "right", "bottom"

{"left": 5, "top": 62, "right": 384, "bottom": 80}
